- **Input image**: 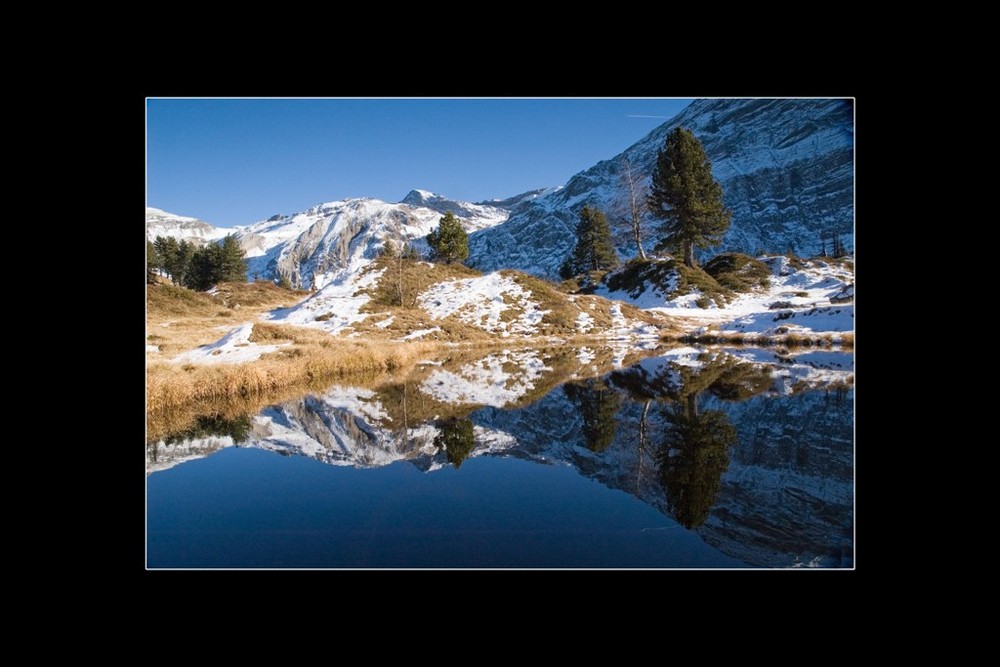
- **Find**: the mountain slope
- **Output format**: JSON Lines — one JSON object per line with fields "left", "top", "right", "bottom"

{"left": 467, "top": 99, "right": 854, "bottom": 278}
{"left": 233, "top": 191, "right": 509, "bottom": 290}
{"left": 146, "top": 207, "right": 229, "bottom": 244}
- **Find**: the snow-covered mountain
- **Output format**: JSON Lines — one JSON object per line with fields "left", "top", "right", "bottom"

{"left": 148, "top": 348, "right": 853, "bottom": 567}
{"left": 145, "top": 207, "right": 229, "bottom": 244}
{"left": 148, "top": 99, "right": 852, "bottom": 288}
{"left": 467, "top": 99, "right": 854, "bottom": 278}
{"left": 146, "top": 191, "right": 509, "bottom": 290}
{"left": 232, "top": 191, "right": 508, "bottom": 290}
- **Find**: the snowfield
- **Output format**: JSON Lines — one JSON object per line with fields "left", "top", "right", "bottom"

{"left": 418, "top": 273, "right": 548, "bottom": 337}
{"left": 597, "top": 256, "right": 854, "bottom": 336}
{"left": 271, "top": 266, "right": 383, "bottom": 334}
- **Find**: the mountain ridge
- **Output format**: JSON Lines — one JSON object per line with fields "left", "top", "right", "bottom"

{"left": 147, "top": 98, "right": 853, "bottom": 285}
{"left": 467, "top": 98, "right": 853, "bottom": 278}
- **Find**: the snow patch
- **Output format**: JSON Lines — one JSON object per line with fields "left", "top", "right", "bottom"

{"left": 418, "top": 272, "right": 548, "bottom": 336}
{"left": 398, "top": 327, "right": 441, "bottom": 341}
{"left": 173, "top": 322, "right": 287, "bottom": 364}
{"left": 270, "top": 265, "right": 383, "bottom": 334}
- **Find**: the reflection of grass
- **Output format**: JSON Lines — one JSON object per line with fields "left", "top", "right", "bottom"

{"left": 148, "top": 343, "right": 670, "bottom": 444}
{"left": 146, "top": 371, "right": 408, "bottom": 443}
{"left": 669, "top": 331, "right": 854, "bottom": 348}
{"left": 147, "top": 333, "right": 437, "bottom": 417}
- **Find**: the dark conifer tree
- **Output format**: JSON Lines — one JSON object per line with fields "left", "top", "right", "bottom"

{"left": 647, "top": 127, "right": 731, "bottom": 267}
{"left": 563, "top": 205, "right": 619, "bottom": 277}
{"left": 426, "top": 212, "right": 469, "bottom": 264}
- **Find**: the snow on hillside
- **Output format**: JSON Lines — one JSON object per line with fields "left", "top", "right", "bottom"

{"left": 418, "top": 273, "right": 548, "bottom": 337}
{"left": 595, "top": 256, "right": 854, "bottom": 336}
{"left": 468, "top": 98, "right": 854, "bottom": 278}
{"left": 172, "top": 322, "right": 288, "bottom": 364}
{"left": 401, "top": 189, "right": 509, "bottom": 230}
{"left": 234, "top": 192, "right": 509, "bottom": 290}
{"left": 269, "top": 266, "right": 384, "bottom": 334}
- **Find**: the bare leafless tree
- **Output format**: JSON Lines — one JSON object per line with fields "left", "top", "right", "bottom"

{"left": 619, "top": 157, "right": 648, "bottom": 260}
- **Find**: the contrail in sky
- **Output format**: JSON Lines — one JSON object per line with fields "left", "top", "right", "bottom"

{"left": 627, "top": 114, "right": 673, "bottom": 119}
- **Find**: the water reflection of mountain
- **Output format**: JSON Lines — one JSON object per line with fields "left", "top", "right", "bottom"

{"left": 147, "top": 346, "right": 853, "bottom": 568}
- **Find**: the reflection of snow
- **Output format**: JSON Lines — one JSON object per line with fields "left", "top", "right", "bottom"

{"left": 420, "top": 350, "right": 550, "bottom": 407}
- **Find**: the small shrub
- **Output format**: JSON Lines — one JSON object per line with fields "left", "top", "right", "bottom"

{"left": 703, "top": 253, "right": 772, "bottom": 292}
{"left": 695, "top": 296, "right": 711, "bottom": 309}
{"left": 315, "top": 313, "right": 333, "bottom": 322}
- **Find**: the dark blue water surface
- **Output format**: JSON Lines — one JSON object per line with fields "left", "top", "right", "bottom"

{"left": 147, "top": 348, "right": 854, "bottom": 568}
{"left": 148, "top": 450, "right": 742, "bottom": 568}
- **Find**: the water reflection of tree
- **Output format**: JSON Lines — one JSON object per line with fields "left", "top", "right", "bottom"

{"left": 563, "top": 379, "right": 621, "bottom": 453}
{"left": 608, "top": 352, "right": 774, "bottom": 528}
{"left": 434, "top": 417, "right": 475, "bottom": 469}
{"left": 655, "top": 354, "right": 770, "bottom": 528}
{"left": 657, "top": 402, "right": 737, "bottom": 529}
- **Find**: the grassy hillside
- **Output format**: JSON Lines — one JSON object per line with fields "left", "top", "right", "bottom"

{"left": 146, "top": 281, "right": 308, "bottom": 357}
{"left": 347, "top": 257, "right": 671, "bottom": 341}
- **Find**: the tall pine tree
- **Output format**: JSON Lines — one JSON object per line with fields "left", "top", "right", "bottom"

{"left": 562, "top": 205, "right": 619, "bottom": 277}
{"left": 647, "top": 127, "right": 731, "bottom": 268}
{"left": 216, "top": 234, "right": 248, "bottom": 282}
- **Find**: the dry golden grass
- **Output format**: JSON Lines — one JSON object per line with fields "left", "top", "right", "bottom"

{"left": 146, "top": 281, "right": 307, "bottom": 357}
{"left": 146, "top": 369, "right": 409, "bottom": 443}
{"left": 148, "top": 340, "right": 670, "bottom": 443}
{"left": 349, "top": 260, "right": 676, "bottom": 341}
{"left": 147, "top": 336, "right": 437, "bottom": 416}
{"left": 146, "top": 271, "right": 682, "bottom": 424}
{"left": 362, "top": 257, "right": 480, "bottom": 308}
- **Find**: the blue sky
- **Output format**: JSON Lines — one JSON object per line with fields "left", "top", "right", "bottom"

{"left": 147, "top": 98, "right": 693, "bottom": 228}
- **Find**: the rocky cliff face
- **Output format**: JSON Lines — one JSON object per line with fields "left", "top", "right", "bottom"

{"left": 468, "top": 98, "right": 854, "bottom": 278}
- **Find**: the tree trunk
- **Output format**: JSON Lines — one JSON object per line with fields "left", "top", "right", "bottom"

{"left": 686, "top": 392, "right": 699, "bottom": 419}
{"left": 637, "top": 400, "right": 650, "bottom": 488}
{"left": 621, "top": 157, "right": 648, "bottom": 261}
{"left": 634, "top": 228, "right": 647, "bottom": 260}
{"left": 684, "top": 242, "right": 695, "bottom": 268}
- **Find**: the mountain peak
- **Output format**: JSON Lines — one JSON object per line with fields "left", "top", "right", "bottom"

{"left": 401, "top": 189, "right": 440, "bottom": 205}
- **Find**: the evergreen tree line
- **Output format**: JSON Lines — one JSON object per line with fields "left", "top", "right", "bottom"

{"left": 147, "top": 234, "right": 247, "bottom": 291}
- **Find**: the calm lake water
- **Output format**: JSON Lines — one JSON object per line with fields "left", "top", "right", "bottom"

{"left": 146, "top": 346, "right": 854, "bottom": 568}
